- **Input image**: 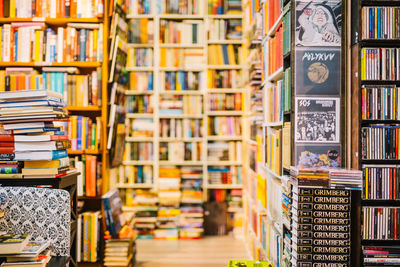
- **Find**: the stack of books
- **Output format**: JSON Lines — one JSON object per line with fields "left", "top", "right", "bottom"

{"left": 0, "top": 90, "right": 69, "bottom": 179}
{"left": 290, "top": 167, "right": 330, "bottom": 187}
{"left": 104, "top": 238, "right": 136, "bottom": 267}
{"left": 154, "top": 208, "right": 180, "bottom": 240}
{"left": 179, "top": 206, "right": 204, "bottom": 239}
{"left": 363, "top": 246, "right": 400, "bottom": 265}
{"left": 0, "top": 234, "right": 51, "bottom": 267}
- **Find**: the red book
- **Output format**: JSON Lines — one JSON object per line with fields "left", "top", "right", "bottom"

{"left": 0, "top": 142, "right": 14, "bottom": 147}
{"left": 0, "top": 0, "right": 4, "bottom": 18}
{"left": 0, "top": 135, "right": 14, "bottom": 142}
{"left": 0, "top": 147, "right": 15, "bottom": 153}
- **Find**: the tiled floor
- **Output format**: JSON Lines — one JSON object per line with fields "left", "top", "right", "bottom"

{"left": 135, "top": 235, "right": 249, "bottom": 267}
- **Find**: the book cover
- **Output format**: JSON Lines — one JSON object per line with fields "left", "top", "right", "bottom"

{"left": 295, "top": 48, "right": 341, "bottom": 96}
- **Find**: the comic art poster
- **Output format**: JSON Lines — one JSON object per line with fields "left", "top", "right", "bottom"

{"left": 295, "top": 97, "right": 340, "bottom": 143}
{"left": 295, "top": 0, "right": 342, "bottom": 47}
{"left": 295, "top": 48, "right": 341, "bottom": 96}
{"left": 295, "top": 144, "right": 341, "bottom": 168}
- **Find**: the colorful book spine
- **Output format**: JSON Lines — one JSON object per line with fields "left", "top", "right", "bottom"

{"left": 68, "top": 116, "right": 101, "bottom": 152}
{"left": 208, "top": 93, "right": 242, "bottom": 111}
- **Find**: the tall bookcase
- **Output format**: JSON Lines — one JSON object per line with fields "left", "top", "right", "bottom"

{"left": 351, "top": 0, "right": 400, "bottom": 265}
{"left": 118, "top": 0, "right": 245, "bottom": 239}
{"left": 0, "top": 2, "right": 110, "bottom": 266}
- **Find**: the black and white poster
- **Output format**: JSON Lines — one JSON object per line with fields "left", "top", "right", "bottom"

{"left": 295, "top": 0, "right": 342, "bottom": 47}
{"left": 295, "top": 48, "right": 341, "bottom": 96}
{"left": 295, "top": 97, "right": 340, "bottom": 143}
{"left": 295, "top": 144, "right": 341, "bottom": 168}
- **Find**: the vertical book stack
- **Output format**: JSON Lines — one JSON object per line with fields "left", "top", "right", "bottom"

{"left": 0, "top": 90, "right": 70, "bottom": 179}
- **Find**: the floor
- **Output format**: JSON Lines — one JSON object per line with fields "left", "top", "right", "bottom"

{"left": 135, "top": 235, "right": 249, "bottom": 267}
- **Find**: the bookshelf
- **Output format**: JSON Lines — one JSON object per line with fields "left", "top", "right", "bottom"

{"left": 0, "top": 0, "right": 110, "bottom": 265}
{"left": 351, "top": 0, "right": 400, "bottom": 265}
{"left": 119, "top": 0, "right": 245, "bottom": 239}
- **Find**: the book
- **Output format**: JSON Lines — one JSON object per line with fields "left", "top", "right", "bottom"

{"left": 126, "top": 47, "right": 153, "bottom": 67}
{"left": 4, "top": 241, "right": 49, "bottom": 258}
{"left": 102, "top": 190, "right": 123, "bottom": 237}
{"left": 208, "top": 93, "right": 242, "bottom": 111}
{"left": 160, "top": 20, "right": 204, "bottom": 44}
{"left": 129, "top": 72, "right": 153, "bottom": 92}
{"left": 208, "top": 44, "right": 242, "bottom": 65}
{"left": 0, "top": 234, "right": 30, "bottom": 254}
{"left": 128, "top": 19, "right": 154, "bottom": 43}
{"left": 126, "top": 95, "right": 154, "bottom": 114}
{"left": 207, "top": 69, "right": 242, "bottom": 88}
{"left": 209, "top": 19, "right": 242, "bottom": 41}
{"left": 161, "top": 0, "right": 203, "bottom": 15}
{"left": 0, "top": 259, "right": 46, "bottom": 267}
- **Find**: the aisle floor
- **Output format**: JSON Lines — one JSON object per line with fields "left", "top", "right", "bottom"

{"left": 135, "top": 235, "right": 249, "bottom": 267}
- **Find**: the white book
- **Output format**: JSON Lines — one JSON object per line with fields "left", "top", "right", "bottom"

{"left": 76, "top": 215, "right": 82, "bottom": 262}
{"left": 57, "top": 28, "right": 64, "bottom": 63}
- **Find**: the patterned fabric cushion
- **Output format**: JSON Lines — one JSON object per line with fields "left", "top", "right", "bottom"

{"left": 0, "top": 187, "right": 70, "bottom": 256}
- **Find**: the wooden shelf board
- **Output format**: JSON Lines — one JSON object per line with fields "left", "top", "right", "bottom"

{"left": 159, "top": 137, "right": 204, "bottom": 142}
{"left": 159, "top": 161, "right": 204, "bottom": 165}
{"left": 207, "top": 14, "right": 244, "bottom": 19}
{"left": 117, "top": 183, "right": 153, "bottom": 189}
{"left": 207, "top": 136, "right": 242, "bottom": 141}
{"left": 159, "top": 43, "right": 204, "bottom": 48}
{"left": 160, "top": 90, "right": 203, "bottom": 95}
{"left": 68, "top": 150, "right": 101, "bottom": 155}
{"left": 159, "top": 14, "right": 204, "bottom": 19}
{"left": 159, "top": 114, "right": 203, "bottom": 119}
{"left": 0, "top": 17, "right": 102, "bottom": 24}
{"left": 125, "top": 137, "right": 154, "bottom": 142}
{"left": 207, "top": 65, "right": 243, "bottom": 70}
{"left": 207, "top": 111, "right": 242, "bottom": 116}
{"left": 206, "top": 161, "right": 242, "bottom": 165}
{"left": 123, "top": 161, "right": 154, "bottom": 165}
{"left": 208, "top": 39, "right": 243, "bottom": 44}
{"left": 207, "top": 88, "right": 244, "bottom": 93}
{"left": 125, "top": 90, "right": 154, "bottom": 95}
{"left": 159, "top": 67, "right": 205, "bottom": 71}
{"left": 126, "top": 43, "right": 154, "bottom": 48}
{"left": 126, "top": 113, "right": 154, "bottom": 118}
{"left": 67, "top": 106, "right": 101, "bottom": 112}
{"left": 125, "top": 66, "right": 154, "bottom": 71}
{"left": 126, "top": 14, "right": 155, "bottom": 19}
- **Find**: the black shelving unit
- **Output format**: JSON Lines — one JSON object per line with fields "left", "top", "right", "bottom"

{"left": 0, "top": 172, "right": 79, "bottom": 267}
{"left": 351, "top": 0, "right": 400, "bottom": 265}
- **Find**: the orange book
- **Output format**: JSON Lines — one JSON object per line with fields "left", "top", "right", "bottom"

{"left": 71, "top": 0, "right": 77, "bottom": 18}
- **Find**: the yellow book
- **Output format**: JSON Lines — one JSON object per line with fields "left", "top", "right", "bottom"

{"left": 90, "top": 213, "right": 96, "bottom": 262}
{"left": 30, "top": 75, "right": 36, "bottom": 90}
{"left": 217, "top": 45, "right": 224, "bottom": 65}
{"left": 10, "top": 0, "right": 15, "bottom": 18}
{"left": 207, "top": 70, "right": 213, "bottom": 88}
{"left": 276, "top": 129, "right": 281, "bottom": 175}
{"left": 127, "top": 48, "right": 132, "bottom": 68}
{"left": 227, "top": 44, "right": 236, "bottom": 65}
{"left": 361, "top": 49, "right": 365, "bottom": 80}
{"left": 76, "top": 75, "right": 84, "bottom": 106}
{"left": 10, "top": 75, "right": 16, "bottom": 91}
{"left": 209, "top": 45, "right": 218, "bottom": 65}
{"left": 126, "top": 188, "right": 133, "bottom": 205}
{"left": 83, "top": 213, "right": 89, "bottom": 262}
{"left": 0, "top": 27, "right": 2, "bottom": 61}
{"left": 24, "top": 159, "right": 67, "bottom": 168}
{"left": 365, "top": 168, "right": 368, "bottom": 199}
{"left": 72, "top": 116, "right": 77, "bottom": 148}
{"left": 141, "top": 19, "right": 148, "bottom": 44}
{"left": 375, "top": 9, "right": 377, "bottom": 39}
{"left": 93, "top": 29, "right": 97, "bottom": 60}
{"left": 160, "top": 48, "right": 166, "bottom": 67}
{"left": 0, "top": 71, "right": 5, "bottom": 92}
{"left": 34, "top": 30, "right": 41, "bottom": 62}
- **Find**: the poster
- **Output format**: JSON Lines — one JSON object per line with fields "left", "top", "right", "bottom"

{"left": 295, "top": 97, "right": 340, "bottom": 143}
{"left": 295, "top": 144, "right": 341, "bottom": 168}
{"left": 295, "top": 48, "right": 341, "bottom": 96}
{"left": 295, "top": 0, "right": 342, "bottom": 47}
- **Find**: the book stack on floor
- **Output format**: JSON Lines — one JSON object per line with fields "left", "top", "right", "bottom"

{"left": 179, "top": 206, "right": 204, "bottom": 239}
{"left": 0, "top": 90, "right": 70, "bottom": 179}
{"left": 130, "top": 190, "right": 158, "bottom": 239}
{"left": 156, "top": 167, "right": 181, "bottom": 240}
{"left": 0, "top": 234, "right": 51, "bottom": 267}
{"left": 104, "top": 238, "right": 136, "bottom": 267}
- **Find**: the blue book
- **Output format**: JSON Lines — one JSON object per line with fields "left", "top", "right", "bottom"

{"left": 102, "top": 189, "right": 123, "bottom": 237}
{"left": 43, "top": 72, "right": 47, "bottom": 90}
{"left": 221, "top": 45, "right": 229, "bottom": 65}
{"left": 77, "top": 116, "right": 82, "bottom": 150}
{"left": 50, "top": 73, "right": 56, "bottom": 93}
{"left": 14, "top": 150, "right": 68, "bottom": 161}
{"left": 57, "top": 72, "right": 64, "bottom": 95}
{"left": 137, "top": 166, "right": 143, "bottom": 183}
{"left": 80, "top": 30, "right": 86, "bottom": 61}
{"left": 0, "top": 167, "right": 18, "bottom": 174}
{"left": 148, "top": 73, "right": 153, "bottom": 90}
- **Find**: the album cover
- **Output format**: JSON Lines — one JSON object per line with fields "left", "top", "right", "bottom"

{"left": 295, "top": 97, "right": 340, "bottom": 143}
{"left": 295, "top": 144, "right": 341, "bottom": 168}
{"left": 295, "top": 48, "right": 341, "bottom": 96}
{"left": 295, "top": 0, "right": 342, "bottom": 47}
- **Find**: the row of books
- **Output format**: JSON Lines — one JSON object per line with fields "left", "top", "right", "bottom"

{"left": 71, "top": 155, "right": 101, "bottom": 197}
{"left": 77, "top": 211, "right": 101, "bottom": 263}
{"left": 0, "top": 23, "right": 103, "bottom": 63}
{"left": 208, "top": 166, "right": 242, "bottom": 185}
{"left": 68, "top": 116, "right": 101, "bottom": 152}
{"left": 123, "top": 165, "right": 153, "bottom": 184}
{"left": 207, "top": 0, "right": 242, "bottom": 15}
{"left": 160, "top": 20, "right": 204, "bottom": 44}
{"left": 160, "top": 118, "right": 203, "bottom": 138}
{"left": 282, "top": 67, "right": 291, "bottom": 112}
{"left": 127, "top": 47, "right": 153, "bottom": 67}
{"left": 266, "top": 81, "right": 282, "bottom": 123}
{"left": 160, "top": 0, "right": 204, "bottom": 15}
{"left": 362, "top": 207, "right": 400, "bottom": 240}
{"left": 160, "top": 71, "right": 202, "bottom": 91}
{"left": 207, "top": 141, "right": 242, "bottom": 161}
{"left": 159, "top": 141, "right": 203, "bottom": 161}
{"left": 127, "top": 0, "right": 151, "bottom": 15}
{"left": 209, "top": 19, "right": 242, "bottom": 40}
{"left": 126, "top": 95, "right": 154, "bottom": 114}
{"left": 267, "top": 26, "right": 283, "bottom": 76}
{"left": 208, "top": 44, "right": 242, "bottom": 65}
{"left": 361, "top": 86, "right": 400, "bottom": 120}
{"left": 125, "top": 142, "right": 154, "bottom": 161}
{"left": 0, "top": 0, "right": 104, "bottom": 18}
{"left": 207, "top": 69, "right": 242, "bottom": 88}
{"left": 362, "top": 7, "right": 400, "bottom": 40}
{"left": 0, "top": 68, "right": 101, "bottom": 107}
{"left": 266, "top": 128, "right": 281, "bottom": 176}
{"left": 160, "top": 48, "right": 204, "bottom": 67}
{"left": 208, "top": 93, "right": 242, "bottom": 111}
{"left": 360, "top": 48, "right": 400, "bottom": 81}
{"left": 129, "top": 118, "right": 153, "bottom": 137}
{"left": 208, "top": 116, "right": 241, "bottom": 136}
{"left": 129, "top": 19, "right": 154, "bottom": 44}
{"left": 264, "top": 0, "right": 282, "bottom": 33}
{"left": 363, "top": 165, "right": 400, "bottom": 200}
{"left": 129, "top": 72, "right": 153, "bottom": 92}
{"left": 159, "top": 95, "right": 203, "bottom": 115}
{"left": 282, "top": 7, "right": 291, "bottom": 56}
{"left": 361, "top": 125, "right": 400, "bottom": 160}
